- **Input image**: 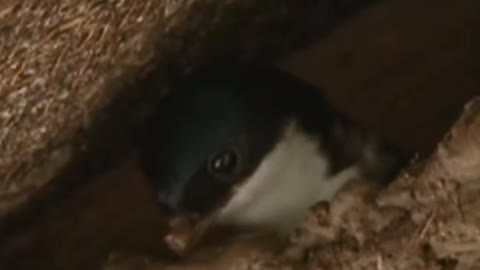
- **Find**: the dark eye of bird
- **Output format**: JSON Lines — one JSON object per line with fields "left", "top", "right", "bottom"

{"left": 208, "top": 149, "right": 239, "bottom": 177}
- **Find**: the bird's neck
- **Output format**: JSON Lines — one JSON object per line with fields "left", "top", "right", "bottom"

{"left": 320, "top": 115, "right": 408, "bottom": 186}
{"left": 217, "top": 117, "right": 408, "bottom": 234}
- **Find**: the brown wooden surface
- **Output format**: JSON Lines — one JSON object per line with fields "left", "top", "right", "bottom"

{"left": 285, "top": 0, "right": 480, "bottom": 154}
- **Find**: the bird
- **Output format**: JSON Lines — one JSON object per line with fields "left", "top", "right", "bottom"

{"left": 139, "top": 61, "right": 409, "bottom": 237}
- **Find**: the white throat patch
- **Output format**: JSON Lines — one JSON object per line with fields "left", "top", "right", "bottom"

{"left": 218, "top": 120, "right": 360, "bottom": 233}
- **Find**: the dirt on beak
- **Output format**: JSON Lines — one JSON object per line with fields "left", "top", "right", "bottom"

{"left": 164, "top": 211, "right": 220, "bottom": 257}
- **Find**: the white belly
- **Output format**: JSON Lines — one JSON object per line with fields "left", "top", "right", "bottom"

{"left": 218, "top": 120, "right": 360, "bottom": 233}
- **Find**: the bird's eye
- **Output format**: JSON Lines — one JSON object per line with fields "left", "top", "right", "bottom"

{"left": 208, "top": 148, "right": 240, "bottom": 177}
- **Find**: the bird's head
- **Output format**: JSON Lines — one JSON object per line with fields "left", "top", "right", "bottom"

{"left": 140, "top": 63, "right": 409, "bottom": 246}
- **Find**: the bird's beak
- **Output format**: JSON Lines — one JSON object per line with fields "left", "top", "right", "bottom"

{"left": 164, "top": 210, "right": 220, "bottom": 257}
